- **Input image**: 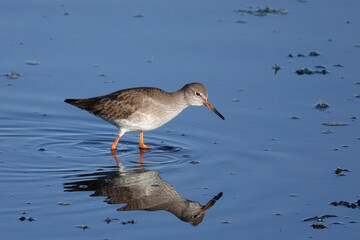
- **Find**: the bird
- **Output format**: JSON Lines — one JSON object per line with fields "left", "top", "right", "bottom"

{"left": 64, "top": 82, "right": 224, "bottom": 151}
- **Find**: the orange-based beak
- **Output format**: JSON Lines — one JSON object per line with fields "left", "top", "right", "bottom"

{"left": 202, "top": 199, "right": 215, "bottom": 211}
{"left": 203, "top": 100, "right": 225, "bottom": 120}
{"left": 201, "top": 192, "right": 223, "bottom": 211}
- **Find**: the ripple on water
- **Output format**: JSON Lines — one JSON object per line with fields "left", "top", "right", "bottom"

{"left": 0, "top": 109, "right": 204, "bottom": 185}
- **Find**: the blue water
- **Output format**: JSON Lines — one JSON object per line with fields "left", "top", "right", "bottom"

{"left": 1, "top": 0, "right": 360, "bottom": 239}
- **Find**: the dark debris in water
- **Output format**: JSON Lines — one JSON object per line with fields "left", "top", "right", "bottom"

{"left": 335, "top": 167, "right": 350, "bottom": 176}
{"left": 289, "top": 193, "right": 299, "bottom": 197}
{"left": 19, "top": 216, "right": 35, "bottom": 222}
{"left": 322, "top": 129, "right": 332, "bottom": 134}
{"left": 322, "top": 122, "right": 348, "bottom": 126}
{"left": 105, "top": 217, "right": 119, "bottom": 224}
{"left": 296, "top": 68, "right": 328, "bottom": 75}
{"left": 303, "top": 215, "right": 337, "bottom": 229}
{"left": 315, "top": 101, "right": 330, "bottom": 110}
{"left": 288, "top": 52, "right": 320, "bottom": 58}
{"left": 312, "top": 223, "right": 327, "bottom": 229}
{"left": 189, "top": 160, "right": 199, "bottom": 164}
{"left": 309, "top": 51, "right": 320, "bottom": 56}
{"left": 104, "top": 217, "right": 136, "bottom": 225}
{"left": 3, "top": 72, "right": 21, "bottom": 79}
{"left": 221, "top": 220, "right": 231, "bottom": 224}
{"left": 330, "top": 200, "right": 360, "bottom": 209}
{"left": 122, "top": 219, "right": 137, "bottom": 225}
{"left": 235, "top": 7, "right": 288, "bottom": 16}
{"left": 76, "top": 224, "right": 89, "bottom": 230}
{"left": 303, "top": 215, "right": 337, "bottom": 222}
{"left": 273, "top": 64, "right": 281, "bottom": 74}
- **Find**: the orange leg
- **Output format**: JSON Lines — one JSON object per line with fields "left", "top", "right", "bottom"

{"left": 138, "top": 149, "right": 145, "bottom": 165}
{"left": 111, "top": 134, "right": 121, "bottom": 151}
{"left": 111, "top": 149, "right": 121, "bottom": 167}
{"left": 139, "top": 131, "right": 151, "bottom": 149}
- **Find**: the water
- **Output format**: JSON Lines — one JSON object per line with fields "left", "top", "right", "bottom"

{"left": 1, "top": 0, "right": 360, "bottom": 239}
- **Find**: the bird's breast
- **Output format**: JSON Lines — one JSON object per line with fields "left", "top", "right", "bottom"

{"left": 116, "top": 99, "right": 187, "bottom": 132}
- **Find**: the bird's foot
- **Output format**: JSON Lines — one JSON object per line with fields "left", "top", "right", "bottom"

{"left": 139, "top": 143, "right": 152, "bottom": 149}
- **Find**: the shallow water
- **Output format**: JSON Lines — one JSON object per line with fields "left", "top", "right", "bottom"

{"left": 1, "top": 0, "right": 360, "bottom": 239}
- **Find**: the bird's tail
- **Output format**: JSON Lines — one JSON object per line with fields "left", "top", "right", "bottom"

{"left": 64, "top": 98, "right": 80, "bottom": 105}
{"left": 64, "top": 98, "right": 100, "bottom": 112}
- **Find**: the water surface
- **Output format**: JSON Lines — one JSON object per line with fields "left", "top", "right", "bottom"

{"left": 1, "top": 0, "right": 360, "bottom": 239}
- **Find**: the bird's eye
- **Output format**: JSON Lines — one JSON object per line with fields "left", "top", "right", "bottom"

{"left": 192, "top": 213, "right": 200, "bottom": 218}
{"left": 195, "top": 92, "right": 201, "bottom": 97}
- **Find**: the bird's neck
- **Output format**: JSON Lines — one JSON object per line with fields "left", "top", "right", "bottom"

{"left": 169, "top": 89, "right": 189, "bottom": 108}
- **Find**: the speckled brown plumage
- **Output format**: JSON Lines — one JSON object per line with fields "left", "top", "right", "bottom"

{"left": 65, "top": 87, "right": 171, "bottom": 121}
{"left": 64, "top": 83, "right": 224, "bottom": 150}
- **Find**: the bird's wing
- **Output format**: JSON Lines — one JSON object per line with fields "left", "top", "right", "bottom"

{"left": 67, "top": 89, "right": 143, "bottom": 120}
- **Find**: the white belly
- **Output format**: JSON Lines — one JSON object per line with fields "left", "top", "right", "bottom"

{"left": 114, "top": 101, "right": 187, "bottom": 132}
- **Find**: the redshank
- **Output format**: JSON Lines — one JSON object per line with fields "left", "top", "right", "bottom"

{"left": 64, "top": 82, "right": 224, "bottom": 150}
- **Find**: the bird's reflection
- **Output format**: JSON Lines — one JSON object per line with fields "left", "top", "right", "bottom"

{"left": 64, "top": 151, "right": 222, "bottom": 226}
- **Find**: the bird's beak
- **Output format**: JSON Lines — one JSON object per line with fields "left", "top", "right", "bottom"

{"left": 201, "top": 192, "right": 223, "bottom": 211}
{"left": 201, "top": 199, "right": 215, "bottom": 211}
{"left": 203, "top": 100, "right": 225, "bottom": 120}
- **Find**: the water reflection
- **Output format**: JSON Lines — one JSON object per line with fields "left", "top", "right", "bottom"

{"left": 64, "top": 152, "right": 222, "bottom": 226}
